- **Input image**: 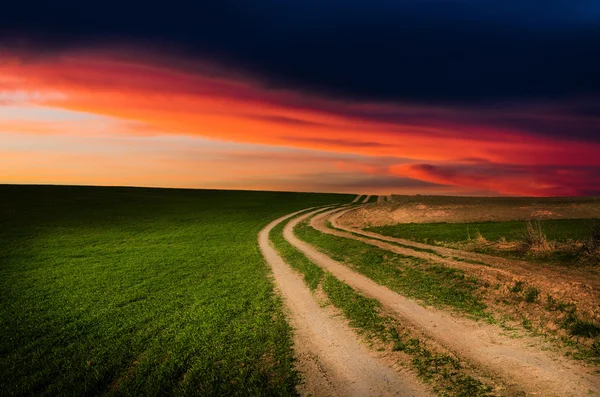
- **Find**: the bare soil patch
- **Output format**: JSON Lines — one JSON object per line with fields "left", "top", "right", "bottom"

{"left": 341, "top": 196, "right": 600, "bottom": 227}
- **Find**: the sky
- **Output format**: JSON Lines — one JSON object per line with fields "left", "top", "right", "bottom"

{"left": 1, "top": 0, "right": 600, "bottom": 196}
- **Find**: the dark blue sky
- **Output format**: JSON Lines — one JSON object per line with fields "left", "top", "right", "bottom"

{"left": 2, "top": 0, "right": 600, "bottom": 104}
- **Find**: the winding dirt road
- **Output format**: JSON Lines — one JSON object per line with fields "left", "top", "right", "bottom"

{"left": 331, "top": 207, "right": 600, "bottom": 287}
{"left": 259, "top": 209, "right": 433, "bottom": 397}
{"left": 284, "top": 208, "right": 600, "bottom": 397}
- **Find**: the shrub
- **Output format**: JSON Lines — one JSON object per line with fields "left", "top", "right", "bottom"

{"left": 582, "top": 221, "right": 600, "bottom": 256}
{"left": 474, "top": 231, "right": 487, "bottom": 244}
{"left": 545, "top": 295, "right": 576, "bottom": 312}
{"left": 509, "top": 281, "right": 525, "bottom": 294}
{"left": 524, "top": 287, "right": 540, "bottom": 303}
{"left": 593, "top": 339, "right": 600, "bottom": 356}
{"left": 570, "top": 319, "right": 600, "bottom": 338}
{"left": 522, "top": 316, "right": 533, "bottom": 330}
{"left": 521, "top": 221, "right": 554, "bottom": 253}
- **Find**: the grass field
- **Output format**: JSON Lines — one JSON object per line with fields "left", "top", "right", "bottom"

{"left": 368, "top": 219, "right": 600, "bottom": 265}
{"left": 368, "top": 219, "right": 598, "bottom": 244}
{"left": 0, "top": 185, "right": 347, "bottom": 396}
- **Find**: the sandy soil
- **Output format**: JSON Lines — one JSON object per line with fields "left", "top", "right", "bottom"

{"left": 362, "top": 195, "right": 372, "bottom": 203}
{"left": 259, "top": 209, "right": 433, "bottom": 397}
{"left": 341, "top": 196, "right": 600, "bottom": 227}
{"left": 285, "top": 208, "right": 600, "bottom": 397}
{"left": 351, "top": 195, "right": 362, "bottom": 203}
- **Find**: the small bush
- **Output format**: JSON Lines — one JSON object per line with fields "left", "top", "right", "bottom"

{"left": 593, "top": 339, "right": 600, "bottom": 356}
{"left": 570, "top": 319, "right": 600, "bottom": 338}
{"left": 545, "top": 295, "right": 576, "bottom": 312}
{"left": 474, "top": 231, "right": 487, "bottom": 244}
{"left": 509, "top": 281, "right": 525, "bottom": 293}
{"left": 581, "top": 221, "right": 600, "bottom": 257}
{"left": 521, "top": 221, "right": 554, "bottom": 253}
{"left": 524, "top": 287, "right": 540, "bottom": 303}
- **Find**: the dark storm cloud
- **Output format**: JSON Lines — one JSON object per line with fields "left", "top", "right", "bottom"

{"left": 2, "top": 0, "right": 600, "bottom": 104}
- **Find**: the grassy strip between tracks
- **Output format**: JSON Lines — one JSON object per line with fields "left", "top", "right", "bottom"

{"left": 327, "top": 215, "right": 600, "bottom": 364}
{"left": 270, "top": 216, "right": 496, "bottom": 397}
{"left": 296, "top": 219, "right": 489, "bottom": 320}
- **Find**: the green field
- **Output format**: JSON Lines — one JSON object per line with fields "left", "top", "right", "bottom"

{"left": 368, "top": 219, "right": 598, "bottom": 244}
{"left": 0, "top": 185, "right": 347, "bottom": 396}
{"left": 368, "top": 219, "right": 600, "bottom": 265}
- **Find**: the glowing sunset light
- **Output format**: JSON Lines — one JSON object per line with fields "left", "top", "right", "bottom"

{"left": 1, "top": 1, "right": 599, "bottom": 196}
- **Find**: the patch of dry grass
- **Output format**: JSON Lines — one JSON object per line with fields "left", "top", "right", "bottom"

{"left": 370, "top": 218, "right": 600, "bottom": 266}
{"left": 519, "top": 221, "right": 556, "bottom": 253}
{"left": 581, "top": 222, "right": 600, "bottom": 260}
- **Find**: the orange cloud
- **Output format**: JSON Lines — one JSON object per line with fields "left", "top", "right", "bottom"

{"left": 1, "top": 48, "right": 599, "bottom": 195}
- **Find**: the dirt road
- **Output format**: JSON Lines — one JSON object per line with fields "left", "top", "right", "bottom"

{"left": 323, "top": 205, "right": 600, "bottom": 326}
{"left": 259, "top": 208, "right": 433, "bottom": 397}
{"left": 285, "top": 208, "right": 600, "bottom": 397}
{"left": 330, "top": 206, "right": 600, "bottom": 285}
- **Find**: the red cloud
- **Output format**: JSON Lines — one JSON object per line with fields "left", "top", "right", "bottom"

{"left": 390, "top": 163, "right": 600, "bottom": 196}
{"left": 1, "top": 48, "right": 600, "bottom": 195}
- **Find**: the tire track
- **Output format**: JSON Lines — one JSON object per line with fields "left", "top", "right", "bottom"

{"left": 328, "top": 207, "right": 600, "bottom": 291}
{"left": 326, "top": 204, "right": 600, "bottom": 303}
{"left": 259, "top": 208, "right": 433, "bottom": 397}
{"left": 284, "top": 208, "right": 600, "bottom": 397}
{"left": 316, "top": 207, "right": 517, "bottom": 281}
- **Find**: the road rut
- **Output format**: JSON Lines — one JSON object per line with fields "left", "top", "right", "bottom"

{"left": 259, "top": 209, "right": 433, "bottom": 397}
{"left": 330, "top": 207, "right": 600, "bottom": 289}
